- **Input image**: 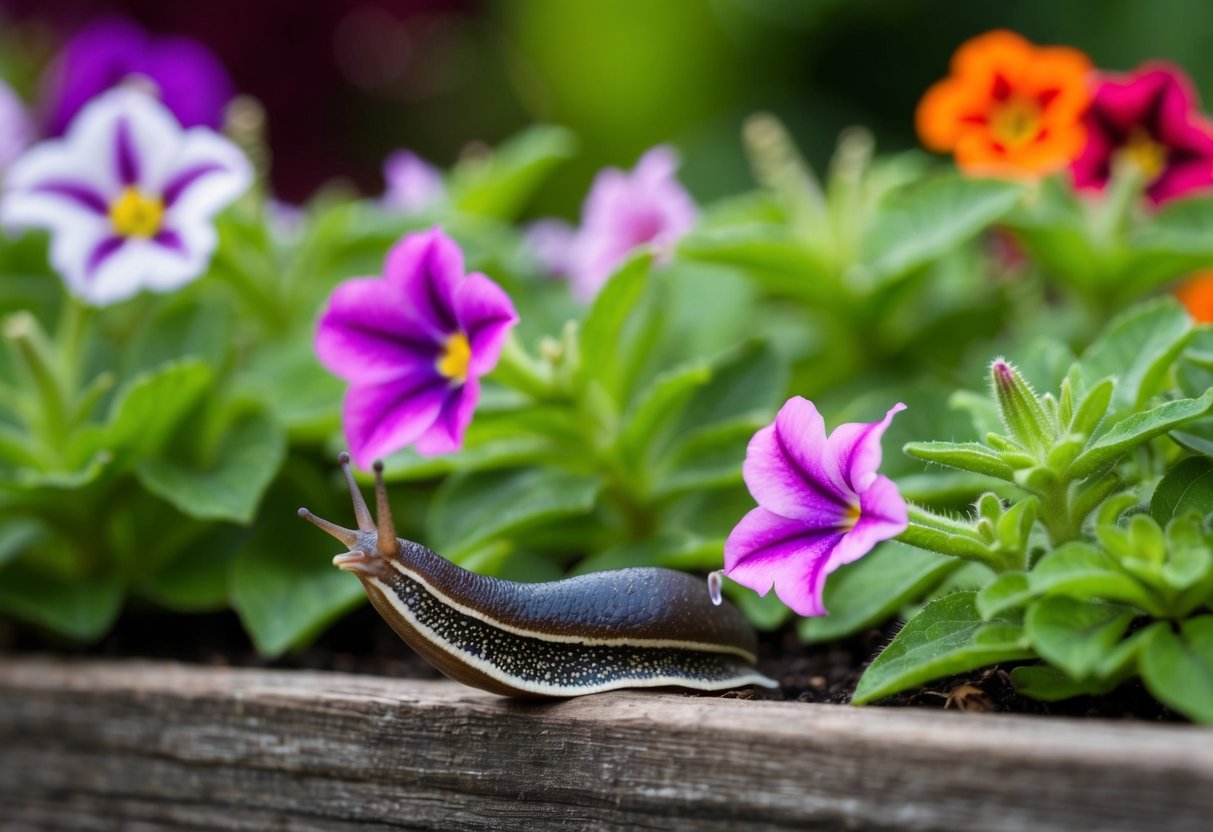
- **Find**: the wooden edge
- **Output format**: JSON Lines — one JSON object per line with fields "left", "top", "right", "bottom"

{"left": 1, "top": 657, "right": 1211, "bottom": 831}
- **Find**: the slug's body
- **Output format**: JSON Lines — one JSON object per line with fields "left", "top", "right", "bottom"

{"left": 299, "top": 455, "right": 776, "bottom": 698}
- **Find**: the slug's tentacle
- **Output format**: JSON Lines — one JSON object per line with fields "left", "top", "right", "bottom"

{"left": 299, "top": 452, "right": 775, "bottom": 698}
{"left": 338, "top": 451, "right": 375, "bottom": 533}
{"left": 372, "top": 461, "right": 400, "bottom": 559}
{"left": 296, "top": 507, "right": 359, "bottom": 548}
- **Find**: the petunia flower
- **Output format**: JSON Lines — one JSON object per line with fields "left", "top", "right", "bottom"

{"left": 44, "top": 18, "right": 234, "bottom": 135}
{"left": 724, "top": 397, "right": 908, "bottom": 617}
{"left": 565, "top": 146, "right": 697, "bottom": 301}
{"left": 0, "top": 78, "right": 33, "bottom": 172}
{"left": 1071, "top": 62, "right": 1213, "bottom": 205}
{"left": 0, "top": 87, "right": 252, "bottom": 306}
{"left": 315, "top": 227, "right": 519, "bottom": 468}
{"left": 381, "top": 150, "right": 446, "bottom": 214}
{"left": 916, "top": 30, "right": 1092, "bottom": 178}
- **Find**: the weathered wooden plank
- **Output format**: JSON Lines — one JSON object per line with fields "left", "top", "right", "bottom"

{"left": 0, "top": 658, "right": 1210, "bottom": 832}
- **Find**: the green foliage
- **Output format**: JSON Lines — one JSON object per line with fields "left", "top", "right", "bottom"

{"left": 1, "top": 103, "right": 1211, "bottom": 732}
{"left": 859, "top": 302, "right": 1213, "bottom": 722}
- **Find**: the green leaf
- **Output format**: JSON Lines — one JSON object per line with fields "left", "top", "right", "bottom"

{"left": 903, "top": 441, "right": 1015, "bottom": 480}
{"left": 1081, "top": 298, "right": 1193, "bottom": 412}
{"left": 1010, "top": 664, "right": 1124, "bottom": 701}
{"left": 851, "top": 591, "right": 1033, "bottom": 704}
{"left": 576, "top": 253, "right": 651, "bottom": 399}
{"left": 1029, "top": 542, "right": 1160, "bottom": 613}
{"left": 230, "top": 463, "right": 367, "bottom": 657}
{"left": 106, "top": 361, "right": 214, "bottom": 456}
{"left": 618, "top": 362, "right": 711, "bottom": 466}
{"left": 135, "top": 525, "right": 243, "bottom": 613}
{"left": 0, "top": 562, "right": 123, "bottom": 641}
{"left": 135, "top": 408, "right": 287, "bottom": 524}
{"left": 450, "top": 125, "right": 577, "bottom": 219}
{"left": 1069, "top": 390, "right": 1213, "bottom": 479}
{"left": 1151, "top": 457, "right": 1213, "bottom": 525}
{"left": 859, "top": 177, "right": 1023, "bottom": 283}
{"left": 976, "top": 571, "right": 1031, "bottom": 619}
{"left": 677, "top": 224, "right": 838, "bottom": 305}
{"left": 1140, "top": 616, "right": 1213, "bottom": 723}
{"left": 0, "top": 518, "right": 42, "bottom": 568}
{"left": 799, "top": 541, "right": 960, "bottom": 643}
{"left": 428, "top": 467, "right": 604, "bottom": 559}
{"left": 1024, "top": 596, "right": 1136, "bottom": 680}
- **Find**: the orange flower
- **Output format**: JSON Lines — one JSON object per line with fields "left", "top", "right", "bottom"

{"left": 917, "top": 30, "right": 1093, "bottom": 178}
{"left": 1177, "top": 272, "right": 1213, "bottom": 323}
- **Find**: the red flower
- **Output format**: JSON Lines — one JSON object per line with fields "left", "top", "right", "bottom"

{"left": 1071, "top": 63, "right": 1213, "bottom": 204}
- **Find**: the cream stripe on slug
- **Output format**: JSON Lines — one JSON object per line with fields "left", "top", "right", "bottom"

{"left": 387, "top": 559, "right": 757, "bottom": 662}
{"left": 365, "top": 577, "right": 774, "bottom": 696}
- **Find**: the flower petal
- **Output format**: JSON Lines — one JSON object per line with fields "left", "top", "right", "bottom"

{"left": 454, "top": 272, "right": 519, "bottom": 377}
{"left": 828, "top": 476, "right": 909, "bottom": 568}
{"left": 384, "top": 227, "right": 463, "bottom": 335}
{"left": 316, "top": 277, "right": 440, "bottom": 385}
{"left": 742, "top": 396, "right": 852, "bottom": 521}
{"left": 414, "top": 378, "right": 478, "bottom": 456}
{"left": 343, "top": 372, "right": 449, "bottom": 469}
{"left": 160, "top": 128, "right": 252, "bottom": 220}
{"left": 724, "top": 506, "right": 843, "bottom": 617}
{"left": 107, "top": 89, "right": 183, "bottom": 194}
{"left": 821, "top": 402, "right": 907, "bottom": 494}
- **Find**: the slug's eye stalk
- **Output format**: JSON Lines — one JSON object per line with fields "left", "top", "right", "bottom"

{"left": 297, "top": 452, "right": 402, "bottom": 574}
{"left": 372, "top": 460, "right": 400, "bottom": 559}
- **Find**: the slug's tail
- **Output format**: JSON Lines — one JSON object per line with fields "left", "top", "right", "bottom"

{"left": 297, "top": 452, "right": 400, "bottom": 570}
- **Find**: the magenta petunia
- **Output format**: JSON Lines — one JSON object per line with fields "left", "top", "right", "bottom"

{"left": 1071, "top": 62, "right": 1213, "bottom": 205}
{"left": 724, "top": 397, "right": 908, "bottom": 617}
{"left": 44, "top": 18, "right": 234, "bottom": 136}
{"left": 316, "top": 228, "right": 519, "bottom": 468}
{"left": 565, "top": 146, "right": 697, "bottom": 301}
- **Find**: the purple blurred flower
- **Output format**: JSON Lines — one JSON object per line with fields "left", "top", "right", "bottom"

{"left": 1, "top": 87, "right": 251, "bottom": 306}
{"left": 0, "top": 78, "right": 33, "bottom": 171}
{"left": 524, "top": 218, "right": 578, "bottom": 278}
{"left": 45, "top": 18, "right": 234, "bottom": 135}
{"left": 1072, "top": 62, "right": 1213, "bottom": 205}
{"left": 316, "top": 227, "right": 519, "bottom": 467}
{"left": 381, "top": 150, "right": 445, "bottom": 214}
{"left": 724, "top": 398, "right": 908, "bottom": 617}
{"left": 566, "top": 146, "right": 697, "bottom": 301}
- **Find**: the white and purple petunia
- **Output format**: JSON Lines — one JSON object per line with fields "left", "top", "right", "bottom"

{"left": 553, "top": 145, "right": 697, "bottom": 301}
{"left": 724, "top": 397, "right": 909, "bottom": 617}
{"left": 315, "top": 227, "right": 519, "bottom": 468}
{"left": 0, "top": 86, "right": 251, "bottom": 306}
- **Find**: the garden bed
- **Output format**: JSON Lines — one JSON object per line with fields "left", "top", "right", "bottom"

{"left": 2, "top": 656, "right": 1211, "bottom": 831}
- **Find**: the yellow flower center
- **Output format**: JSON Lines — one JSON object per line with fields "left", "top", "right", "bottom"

{"left": 842, "top": 502, "right": 862, "bottom": 531}
{"left": 109, "top": 187, "right": 164, "bottom": 238}
{"left": 1121, "top": 127, "right": 1167, "bottom": 182}
{"left": 989, "top": 99, "right": 1042, "bottom": 147}
{"left": 436, "top": 332, "right": 471, "bottom": 382}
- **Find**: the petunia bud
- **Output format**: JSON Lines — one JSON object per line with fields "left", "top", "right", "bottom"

{"left": 990, "top": 358, "right": 1055, "bottom": 460}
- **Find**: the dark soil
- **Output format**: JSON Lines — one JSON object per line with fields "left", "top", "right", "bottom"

{"left": 0, "top": 608, "right": 1179, "bottom": 722}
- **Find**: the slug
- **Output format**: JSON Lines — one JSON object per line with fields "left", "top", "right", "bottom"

{"left": 298, "top": 453, "right": 776, "bottom": 698}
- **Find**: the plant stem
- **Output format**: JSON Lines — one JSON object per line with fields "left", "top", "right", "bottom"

{"left": 492, "top": 334, "right": 557, "bottom": 400}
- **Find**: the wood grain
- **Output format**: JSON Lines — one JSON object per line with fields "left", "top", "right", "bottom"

{"left": 1, "top": 657, "right": 1211, "bottom": 831}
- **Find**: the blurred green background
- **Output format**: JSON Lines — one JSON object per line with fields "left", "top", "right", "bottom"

{"left": 3, "top": 0, "right": 1212, "bottom": 208}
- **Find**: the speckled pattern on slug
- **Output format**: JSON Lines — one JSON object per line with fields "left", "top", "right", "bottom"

{"left": 382, "top": 570, "right": 765, "bottom": 691}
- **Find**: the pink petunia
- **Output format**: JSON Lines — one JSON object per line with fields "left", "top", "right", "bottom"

{"left": 557, "top": 146, "right": 697, "bottom": 301}
{"left": 724, "top": 398, "right": 908, "bottom": 617}
{"left": 315, "top": 228, "right": 519, "bottom": 468}
{"left": 1071, "top": 62, "right": 1213, "bottom": 205}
